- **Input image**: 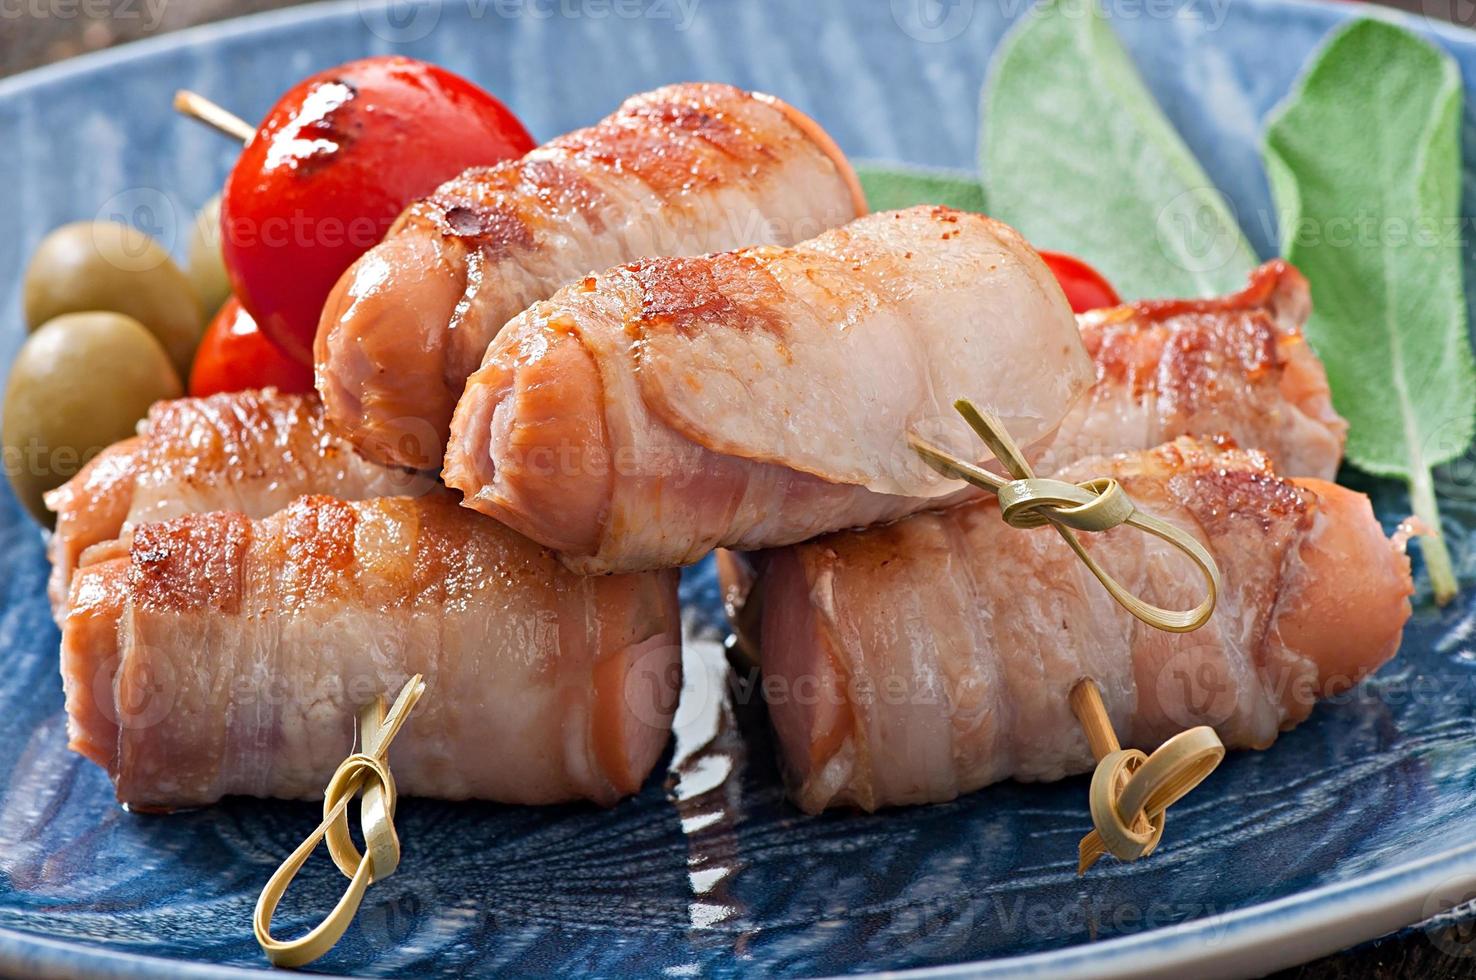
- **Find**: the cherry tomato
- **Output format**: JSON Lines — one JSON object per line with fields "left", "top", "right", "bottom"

{"left": 189, "top": 297, "right": 315, "bottom": 398}
{"left": 222, "top": 56, "right": 535, "bottom": 363}
{"left": 1040, "top": 250, "right": 1121, "bottom": 314}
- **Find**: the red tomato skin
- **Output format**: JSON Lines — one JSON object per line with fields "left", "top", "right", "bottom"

{"left": 221, "top": 56, "right": 535, "bottom": 363}
{"left": 1039, "top": 250, "right": 1122, "bottom": 314}
{"left": 189, "top": 297, "right": 316, "bottom": 398}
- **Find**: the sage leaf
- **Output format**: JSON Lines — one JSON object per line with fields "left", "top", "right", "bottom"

{"left": 856, "top": 162, "right": 987, "bottom": 213}
{"left": 1264, "top": 18, "right": 1475, "bottom": 604}
{"left": 980, "top": 0, "right": 1258, "bottom": 300}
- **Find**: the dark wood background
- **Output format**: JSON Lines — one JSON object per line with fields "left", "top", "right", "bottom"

{"left": 4, "top": 1, "right": 1474, "bottom": 977}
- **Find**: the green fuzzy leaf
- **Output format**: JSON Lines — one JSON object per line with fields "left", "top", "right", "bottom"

{"left": 980, "top": 0, "right": 1258, "bottom": 299}
{"left": 1264, "top": 17, "right": 1476, "bottom": 603}
{"left": 856, "top": 162, "right": 987, "bottom": 214}
{"left": 1265, "top": 18, "right": 1475, "bottom": 476}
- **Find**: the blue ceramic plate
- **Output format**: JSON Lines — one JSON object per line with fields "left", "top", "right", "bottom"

{"left": 3, "top": 0, "right": 1476, "bottom": 976}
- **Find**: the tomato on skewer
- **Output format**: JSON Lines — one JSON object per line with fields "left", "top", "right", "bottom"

{"left": 221, "top": 56, "right": 535, "bottom": 364}
{"left": 189, "top": 297, "right": 315, "bottom": 398}
{"left": 1039, "top": 250, "right": 1121, "bottom": 313}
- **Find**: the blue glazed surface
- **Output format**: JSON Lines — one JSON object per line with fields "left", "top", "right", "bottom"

{"left": 3, "top": 0, "right": 1476, "bottom": 976}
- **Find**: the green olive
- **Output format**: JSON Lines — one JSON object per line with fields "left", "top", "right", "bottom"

{"left": 186, "top": 194, "right": 231, "bottom": 322}
{"left": 4, "top": 312, "right": 183, "bottom": 525}
{"left": 23, "top": 221, "right": 203, "bottom": 378}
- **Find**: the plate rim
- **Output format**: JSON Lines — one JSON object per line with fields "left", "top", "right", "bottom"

{"left": 2, "top": 0, "right": 1475, "bottom": 976}
{"left": 0, "top": 0, "right": 362, "bottom": 103}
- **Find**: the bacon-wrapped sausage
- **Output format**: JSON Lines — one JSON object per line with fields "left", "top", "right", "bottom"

{"left": 61, "top": 493, "right": 681, "bottom": 809}
{"left": 316, "top": 82, "right": 864, "bottom": 470}
{"left": 44, "top": 389, "right": 432, "bottom": 620}
{"left": 754, "top": 438, "right": 1411, "bottom": 812}
{"left": 445, "top": 206, "right": 1094, "bottom": 574}
{"left": 1045, "top": 260, "right": 1346, "bottom": 478}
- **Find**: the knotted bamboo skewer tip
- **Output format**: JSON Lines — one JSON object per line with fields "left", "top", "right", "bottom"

{"left": 1070, "top": 679, "right": 1225, "bottom": 874}
{"left": 254, "top": 675, "right": 426, "bottom": 968}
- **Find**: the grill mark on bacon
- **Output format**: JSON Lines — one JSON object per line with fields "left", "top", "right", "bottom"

{"left": 522, "top": 156, "right": 610, "bottom": 233}
{"left": 45, "top": 389, "right": 435, "bottom": 620}
{"left": 409, "top": 84, "right": 794, "bottom": 255}
{"left": 129, "top": 513, "right": 250, "bottom": 615}
{"left": 628, "top": 253, "right": 788, "bottom": 338}
{"left": 622, "top": 97, "right": 778, "bottom": 164}
{"left": 429, "top": 197, "right": 538, "bottom": 258}
{"left": 424, "top": 154, "right": 614, "bottom": 250}
{"left": 1129, "top": 438, "right": 1314, "bottom": 535}
{"left": 1089, "top": 310, "right": 1284, "bottom": 406}
{"left": 277, "top": 495, "right": 359, "bottom": 601}
{"left": 563, "top": 93, "right": 771, "bottom": 194}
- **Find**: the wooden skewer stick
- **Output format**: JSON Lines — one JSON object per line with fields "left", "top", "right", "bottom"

{"left": 173, "top": 89, "right": 254, "bottom": 144}
{"left": 1070, "top": 680, "right": 1121, "bottom": 759}
{"left": 1069, "top": 678, "right": 1225, "bottom": 874}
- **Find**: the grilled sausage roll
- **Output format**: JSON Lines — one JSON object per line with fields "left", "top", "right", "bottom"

{"left": 1045, "top": 260, "right": 1346, "bottom": 479}
{"left": 754, "top": 438, "right": 1411, "bottom": 812}
{"left": 316, "top": 82, "right": 865, "bottom": 470}
{"left": 62, "top": 493, "right": 682, "bottom": 809}
{"left": 44, "top": 389, "right": 432, "bottom": 620}
{"left": 445, "top": 206, "right": 1094, "bottom": 574}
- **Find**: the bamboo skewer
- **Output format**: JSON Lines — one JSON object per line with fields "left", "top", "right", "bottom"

{"left": 173, "top": 89, "right": 255, "bottom": 144}
{"left": 1069, "top": 680, "right": 1224, "bottom": 872}
{"left": 912, "top": 399, "right": 1227, "bottom": 871}
{"left": 253, "top": 675, "right": 426, "bottom": 968}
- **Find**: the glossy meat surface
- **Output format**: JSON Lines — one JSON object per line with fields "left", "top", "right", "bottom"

{"left": 446, "top": 206, "right": 1092, "bottom": 573}
{"left": 1045, "top": 261, "right": 1346, "bottom": 478}
{"left": 44, "top": 388, "right": 432, "bottom": 619}
{"left": 756, "top": 438, "right": 1411, "bottom": 812}
{"left": 316, "top": 82, "right": 863, "bottom": 469}
{"left": 61, "top": 494, "right": 682, "bottom": 808}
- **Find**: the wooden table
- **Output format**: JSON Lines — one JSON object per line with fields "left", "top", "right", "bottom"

{"left": 3, "top": 1, "right": 1473, "bottom": 978}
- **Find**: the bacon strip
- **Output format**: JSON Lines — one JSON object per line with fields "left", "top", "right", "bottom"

{"left": 61, "top": 493, "right": 681, "bottom": 809}
{"left": 44, "top": 389, "right": 432, "bottom": 620}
